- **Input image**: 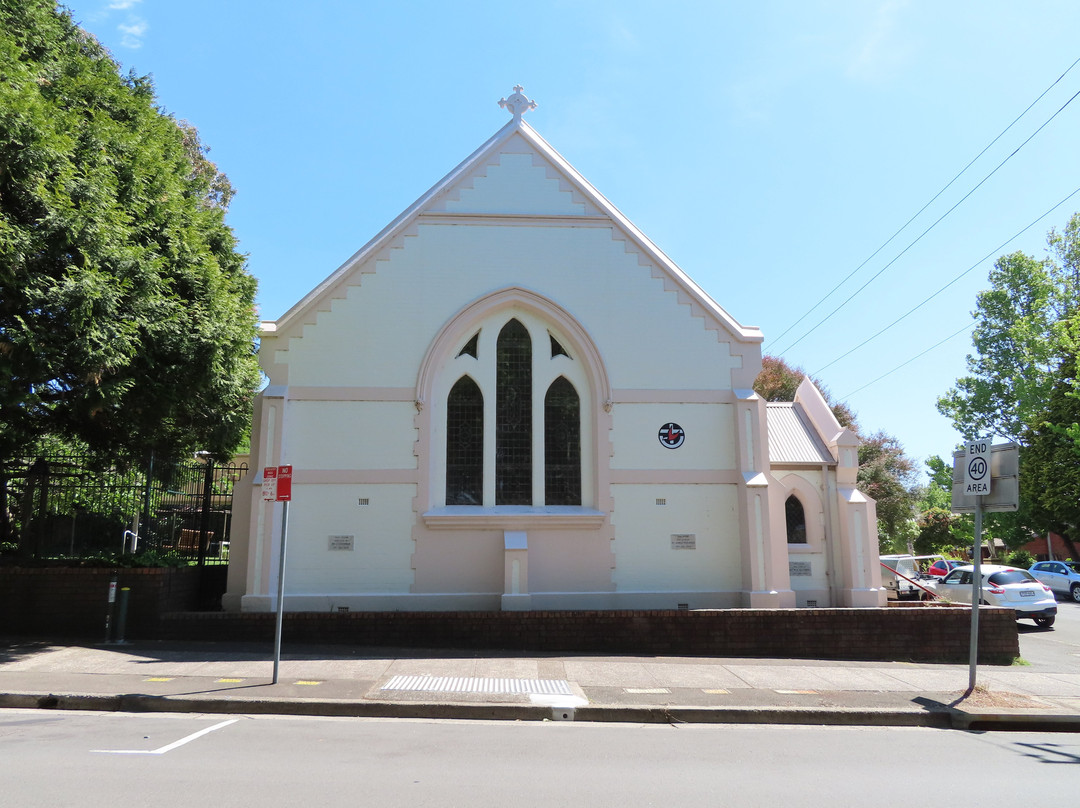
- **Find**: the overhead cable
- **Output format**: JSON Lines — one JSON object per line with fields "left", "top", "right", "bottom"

{"left": 840, "top": 322, "right": 976, "bottom": 400}
{"left": 813, "top": 185, "right": 1080, "bottom": 375}
{"left": 775, "top": 84, "right": 1080, "bottom": 356}
{"left": 767, "top": 55, "right": 1080, "bottom": 353}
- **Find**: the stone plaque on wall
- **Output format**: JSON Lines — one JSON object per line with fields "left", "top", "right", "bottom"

{"left": 670, "top": 534, "right": 696, "bottom": 550}
{"left": 328, "top": 535, "right": 355, "bottom": 551}
{"left": 789, "top": 560, "right": 812, "bottom": 577}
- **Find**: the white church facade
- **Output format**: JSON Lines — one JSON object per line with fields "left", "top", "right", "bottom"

{"left": 223, "top": 88, "right": 884, "bottom": 614}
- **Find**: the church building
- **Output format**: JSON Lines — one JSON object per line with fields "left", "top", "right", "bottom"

{"left": 223, "top": 88, "right": 883, "bottom": 614}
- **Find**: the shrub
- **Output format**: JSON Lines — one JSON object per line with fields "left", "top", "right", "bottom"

{"left": 1005, "top": 549, "right": 1035, "bottom": 569}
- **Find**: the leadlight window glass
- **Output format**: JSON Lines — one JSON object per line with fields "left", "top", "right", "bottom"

{"left": 446, "top": 376, "right": 483, "bottom": 505}
{"left": 496, "top": 319, "right": 532, "bottom": 505}
{"left": 785, "top": 495, "right": 807, "bottom": 544}
{"left": 544, "top": 376, "right": 581, "bottom": 505}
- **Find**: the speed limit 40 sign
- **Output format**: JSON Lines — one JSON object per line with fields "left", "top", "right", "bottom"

{"left": 963, "top": 439, "right": 991, "bottom": 496}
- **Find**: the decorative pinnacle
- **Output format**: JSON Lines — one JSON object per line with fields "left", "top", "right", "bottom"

{"left": 498, "top": 85, "right": 537, "bottom": 122}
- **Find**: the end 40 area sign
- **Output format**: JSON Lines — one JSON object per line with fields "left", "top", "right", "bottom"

{"left": 950, "top": 441, "right": 1019, "bottom": 514}
{"left": 963, "top": 439, "right": 991, "bottom": 495}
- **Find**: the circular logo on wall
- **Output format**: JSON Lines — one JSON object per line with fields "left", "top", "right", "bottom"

{"left": 658, "top": 422, "right": 685, "bottom": 449}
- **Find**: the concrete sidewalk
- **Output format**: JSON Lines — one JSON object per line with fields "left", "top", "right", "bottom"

{"left": 2, "top": 640, "right": 1080, "bottom": 731}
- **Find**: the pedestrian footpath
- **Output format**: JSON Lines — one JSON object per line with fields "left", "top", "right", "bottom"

{"left": 1, "top": 640, "right": 1079, "bottom": 731}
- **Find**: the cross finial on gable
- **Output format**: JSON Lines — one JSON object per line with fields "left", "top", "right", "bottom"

{"left": 498, "top": 85, "right": 537, "bottom": 122}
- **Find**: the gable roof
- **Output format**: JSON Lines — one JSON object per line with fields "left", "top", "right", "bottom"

{"left": 766, "top": 402, "right": 835, "bottom": 465}
{"left": 263, "top": 116, "right": 762, "bottom": 344}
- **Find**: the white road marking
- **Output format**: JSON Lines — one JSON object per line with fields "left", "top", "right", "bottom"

{"left": 92, "top": 718, "right": 238, "bottom": 755}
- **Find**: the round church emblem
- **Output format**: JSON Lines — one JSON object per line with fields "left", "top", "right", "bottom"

{"left": 658, "top": 422, "right": 685, "bottom": 449}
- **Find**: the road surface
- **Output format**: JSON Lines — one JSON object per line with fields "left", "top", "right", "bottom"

{"left": 1, "top": 711, "right": 1076, "bottom": 807}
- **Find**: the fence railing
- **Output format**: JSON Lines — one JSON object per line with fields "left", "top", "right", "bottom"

{"left": 0, "top": 452, "right": 248, "bottom": 566}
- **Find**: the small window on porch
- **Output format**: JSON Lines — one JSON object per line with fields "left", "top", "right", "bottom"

{"left": 785, "top": 495, "right": 807, "bottom": 544}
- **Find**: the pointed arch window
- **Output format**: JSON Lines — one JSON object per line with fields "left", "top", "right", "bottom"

{"left": 446, "top": 376, "right": 483, "bottom": 505}
{"left": 440, "top": 313, "right": 586, "bottom": 509}
{"left": 545, "top": 376, "right": 581, "bottom": 505}
{"left": 496, "top": 319, "right": 532, "bottom": 505}
{"left": 785, "top": 495, "right": 807, "bottom": 544}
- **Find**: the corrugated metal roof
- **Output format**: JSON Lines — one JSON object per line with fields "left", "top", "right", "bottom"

{"left": 766, "top": 403, "right": 834, "bottom": 464}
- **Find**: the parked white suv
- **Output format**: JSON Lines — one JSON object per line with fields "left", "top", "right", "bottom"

{"left": 936, "top": 564, "right": 1057, "bottom": 628}
{"left": 1030, "top": 560, "right": 1080, "bottom": 603}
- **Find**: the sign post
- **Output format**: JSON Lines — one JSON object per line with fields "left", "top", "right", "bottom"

{"left": 263, "top": 465, "right": 292, "bottom": 684}
{"left": 951, "top": 441, "right": 1020, "bottom": 693}
{"left": 962, "top": 439, "right": 990, "bottom": 694}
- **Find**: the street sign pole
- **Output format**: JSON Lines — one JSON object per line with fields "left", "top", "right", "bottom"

{"left": 968, "top": 497, "right": 982, "bottom": 694}
{"left": 963, "top": 438, "right": 991, "bottom": 695}
{"left": 264, "top": 464, "right": 293, "bottom": 685}
{"left": 272, "top": 498, "right": 290, "bottom": 685}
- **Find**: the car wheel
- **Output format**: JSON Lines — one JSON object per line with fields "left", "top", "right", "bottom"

{"left": 1034, "top": 616, "right": 1056, "bottom": 628}
{"left": 1071, "top": 583, "right": 1080, "bottom": 603}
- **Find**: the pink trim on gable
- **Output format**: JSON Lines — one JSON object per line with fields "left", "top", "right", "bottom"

{"left": 415, "top": 286, "right": 612, "bottom": 409}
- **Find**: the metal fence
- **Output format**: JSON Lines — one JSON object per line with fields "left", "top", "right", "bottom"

{"left": 0, "top": 452, "right": 248, "bottom": 566}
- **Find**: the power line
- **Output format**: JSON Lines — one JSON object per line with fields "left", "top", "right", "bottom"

{"left": 774, "top": 83, "right": 1080, "bottom": 356}
{"left": 767, "top": 55, "right": 1080, "bottom": 352}
{"left": 840, "top": 321, "right": 976, "bottom": 400}
{"left": 813, "top": 186, "right": 1080, "bottom": 375}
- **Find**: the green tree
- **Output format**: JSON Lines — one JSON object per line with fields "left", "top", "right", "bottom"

{"left": 938, "top": 214, "right": 1080, "bottom": 444}
{"left": 1057, "top": 315, "right": 1080, "bottom": 450}
{"left": 924, "top": 455, "right": 953, "bottom": 495}
{"left": 912, "top": 456, "right": 971, "bottom": 554}
{"left": 0, "top": 1, "right": 260, "bottom": 463}
{"left": 938, "top": 215, "right": 1080, "bottom": 558}
{"left": 913, "top": 508, "right": 955, "bottom": 554}
{"left": 1022, "top": 353, "right": 1080, "bottom": 559}
{"left": 857, "top": 431, "right": 918, "bottom": 550}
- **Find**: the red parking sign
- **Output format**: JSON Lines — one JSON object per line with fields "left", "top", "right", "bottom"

{"left": 276, "top": 465, "right": 292, "bottom": 501}
{"left": 262, "top": 465, "right": 293, "bottom": 502}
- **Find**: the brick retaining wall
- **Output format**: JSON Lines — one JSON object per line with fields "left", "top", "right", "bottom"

{"left": 0, "top": 567, "right": 1020, "bottom": 663}
{"left": 0, "top": 567, "right": 216, "bottom": 640}
{"left": 157, "top": 605, "right": 1018, "bottom": 664}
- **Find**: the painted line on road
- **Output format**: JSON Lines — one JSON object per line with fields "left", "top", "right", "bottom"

{"left": 774, "top": 689, "right": 818, "bottom": 695}
{"left": 143, "top": 677, "right": 174, "bottom": 682}
{"left": 296, "top": 680, "right": 322, "bottom": 686}
{"left": 216, "top": 678, "right": 244, "bottom": 683}
{"left": 702, "top": 689, "right": 730, "bottom": 695}
{"left": 92, "top": 719, "right": 238, "bottom": 755}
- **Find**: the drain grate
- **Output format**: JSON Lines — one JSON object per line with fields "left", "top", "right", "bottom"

{"left": 382, "top": 675, "right": 572, "bottom": 696}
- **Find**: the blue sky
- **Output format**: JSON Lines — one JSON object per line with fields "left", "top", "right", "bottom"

{"left": 69, "top": 1, "right": 1080, "bottom": 480}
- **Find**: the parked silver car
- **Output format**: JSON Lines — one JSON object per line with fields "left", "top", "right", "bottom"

{"left": 1030, "top": 560, "right": 1080, "bottom": 603}
{"left": 936, "top": 564, "right": 1057, "bottom": 627}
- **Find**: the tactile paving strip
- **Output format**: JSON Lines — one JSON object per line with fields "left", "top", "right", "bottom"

{"left": 382, "top": 675, "right": 572, "bottom": 696}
